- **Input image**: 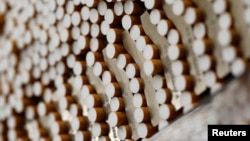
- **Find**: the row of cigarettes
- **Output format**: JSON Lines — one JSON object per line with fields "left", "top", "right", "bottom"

{"left": 172, "top": 0, "right": 222, "bottom": 92}
{"left": 213, "top": 0, "right": 247, "bottom": 79}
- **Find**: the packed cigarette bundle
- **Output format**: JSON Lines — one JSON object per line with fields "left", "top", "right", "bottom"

{"left": 0, "top": 0, "right": 249, "bottom": 140}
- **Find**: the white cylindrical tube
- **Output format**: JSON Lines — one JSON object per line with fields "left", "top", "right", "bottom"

{"left": 110, "top": 97, "right": 125, "bottom": 112}
{"left": 155, "top": 88, "right": 172, "bottom": 104}
{"left": 167, "top": 44, "right": 186, "bottom": 61}
{"left": 132, "top": 93, "right": 147, "bottom": 108}
{"left": 129, "top": 78, "right": 144, "bottom": 93}
{"left": 105, "top": 82, "right": 122, "bottom": 98}
{"left": 125, "top": 63, "right": 140, "bottom": 79}
{"left": 152, "top": 75, "right": 167, "bottom": 90}
{"left": 108, "top": 112, "right": 127, "bottom": 127}
{"left": 133, "top": 107, "right": 150, "bottom": 123}
{"left": 118, "top": 125, "right": 132, "bottom": 140}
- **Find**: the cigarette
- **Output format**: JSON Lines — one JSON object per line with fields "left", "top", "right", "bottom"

{"left": 66, "top": 54, "right": 76, "bottom": 69}
{"left": 7, "top": 129, "right": 27, "bottom": 141}
{"left": 57, "top": 83, "right": 73, "bottom": 96}
{"left": 167, "top": 44, "right": 186, "bottom": 61}
{"left": 174, "top": 75, "right": 194, "bottom": 91}
{"left": 41, "top": 72, "right": 51, "bottom": 86}
{"left": 145, "top": 0, "right": 162, "bottom": 9}
{"left": 86, "top": 0, "right": 99, "bottom": 7}
{"left": 90, "top": 8, "right": 104, "bottom": 24}
{"left": 74, "top": 131, "right": 91, "bottom": 141}
{"left": 150, "top": 9, "right": 165, "bottom": 25}
{"left": 25, "top": 106, "right": 38, "bottom": 120}
{"left": 80, "top": 21, "right": 90, "bottom": 36}
{"left": 73, "top": 61, "right": 86, "bottom": 76}
{"left": 218, "top": 28, "right": 239, "bottom": 46}
{"left": 88, "top": 108, "right": 106, "bottom": 122}
{"left": 48, "top": 112, "right": 62, "bottom": 122}
{"left": 81, "top": 6, "right": 90, "bottom": 21}
{"left": 91, "top": 123, "right": 110, "bottom": 137}
{"left": 132, "top": 93, "right": 147, "bottom": 108}
{"left": 93, "top": 61, "right": 107, "bottom": 77}
{"left": 71, "top": 26, "right": 80, "bottom": 40}
{"left": 114, "top": 1, "right": 124, "bottom": 16}
{"left": 122, "top": 15, "right": 141, "bottom": 30}
{"left": 157, "top": 19, "right": 174, "bottom": 36}
{"left": 57, "top": 96, "right": 76, "bottom": 111}
{"left": 69, "top": 104, "right": 83, "bottom": 117}
{"left": 106, "top": 28, "right": 123, "bottom": 43}
{"left": 104, "top": 9, "right": 123, "bottom": 25}
{"left": 71, "top": 11, "right": 81, "bottom": 26}
{"left": 56, "top": 6, "right": 64, "bottom": 21}
{"left": 70, "top": 116, "right": 88, "bottom": 131}
{"left": 129, "top": 78, "right": 144, "bottom": 93}
{"left": 136, "top": 35, "right": 152, "bottom": 52}
{"left": 33, "top": 81, "right": 45, "bottom": 96}
{"left": 204, "top": 71, "right": 217, "bottom": 87}
{"left": 51, "top": 120, "right": 70, "bottom": 135}
{"left": 108, "top": 112, "right": 128, "bottom": 127}
{"left": 90, "top": 23, "right": 102, "bottom": 38}
{"left": 110, "top": 97, "right": 125, "bottom": 112}
{"left": 192, "top": 38, "right": 212, "bottom": 56}
{"left": 193, "top": 22, "right": 206, "bottom": 39}
{"left": 73, "top": 75, "right": 88, "bottom": 91}
{"left": 222, "top": 46, "right": 239, "bottom": 63}
{"left": 171, "top": 60, "right": 189, "bottom": 76}
{"left": 101, "top": 70, "right": 116, "bottom": 85}
{"left": 100, "top": 20, "right": 110, "bottom": 35}
{"left": 58, "top": 28, "right": 72, "bottom": 43}
{"left": 118, "top": 125, "right": 132, "bottom": 140}
{"left": 133, "top": 107, "right": 150, "bottom": 123}
{"left": 80, "top": 85, "right": 96, "bottom": 99}
{"left": 37, "top": 102, "right": 56, "bottom": 117}
{"left": 198, "top": 55, "right": 215, "bottom": 72}
{"left": 155, "top": 88, "right": 172, "bottom": 104}
{"left": 77, "top": 35, "right": 91, "bottom": 51}
{"left": 105, "top": 82, "right": 122, "bottom": 98}
{"left": 62, "top": 14, "right": 71, "bottom": 28}
{"left": 184, "top": 7, "right": 203, "bottom": 25}
{"left": 212, "top": 0, "right": 228, "bottom": 15}
{"left": 116, "top": 54, "right": 134, "bottom": 69}
{"left": 125, "top": 63, "right": 140, "bottom": 79}
{"left": 124, "top": 0, "right": 144, "bottom": 15}
{"left": 129, "top": 25, "right": 145, "bottom": 41}
{"left": 32, "top": 66, "right": 41, "bottom": 80}
{"left": 90, "top": 37, "right": 105, "bottom": 52}
{"left": 159, "top": 104, "right": 176, "bottom": 120}
{"left": 86, "top": 51, "right": 103, "bottom": 67}
{"left": 218, "top": 12, "right": 232, "bottom": 29}
{"left": 66, "top": 1, "right": 74, "bottom": 14}
{"left": 180, "top": 91, "right": 198, "bottom": 106}
{"left": 143, "top": 59, "right": 163, "bottom": 76}
{"left": 167, "top": 29, "right": 180, "bottom": 45}
{"left": 137, "top": 123, "right": 157, "bottom": 138}
{"left": 143, "top": 44, "right": 160, "bottom": 60}
{"left": 105, "top": 43, "right": 126, "bottom": 59}
{"left": 86, "top": 94, "right": 103, "bottom": 108}
{"left": 231, "top": 58, "right": 247, "bottom": 77}
{"left": 97, "top": 1, "right": 110, "bottom": 16}
{"left": 7, "top": 116, "right": 25, "bottom": 129}
{"left": 152, "top": 75, "right": 167, "bottom": 90}
{"left": 172, "top": 0, "right": 193, "bottom": 16}
{"left": 55, "top": 61, "right": 69, "bottom": 77}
